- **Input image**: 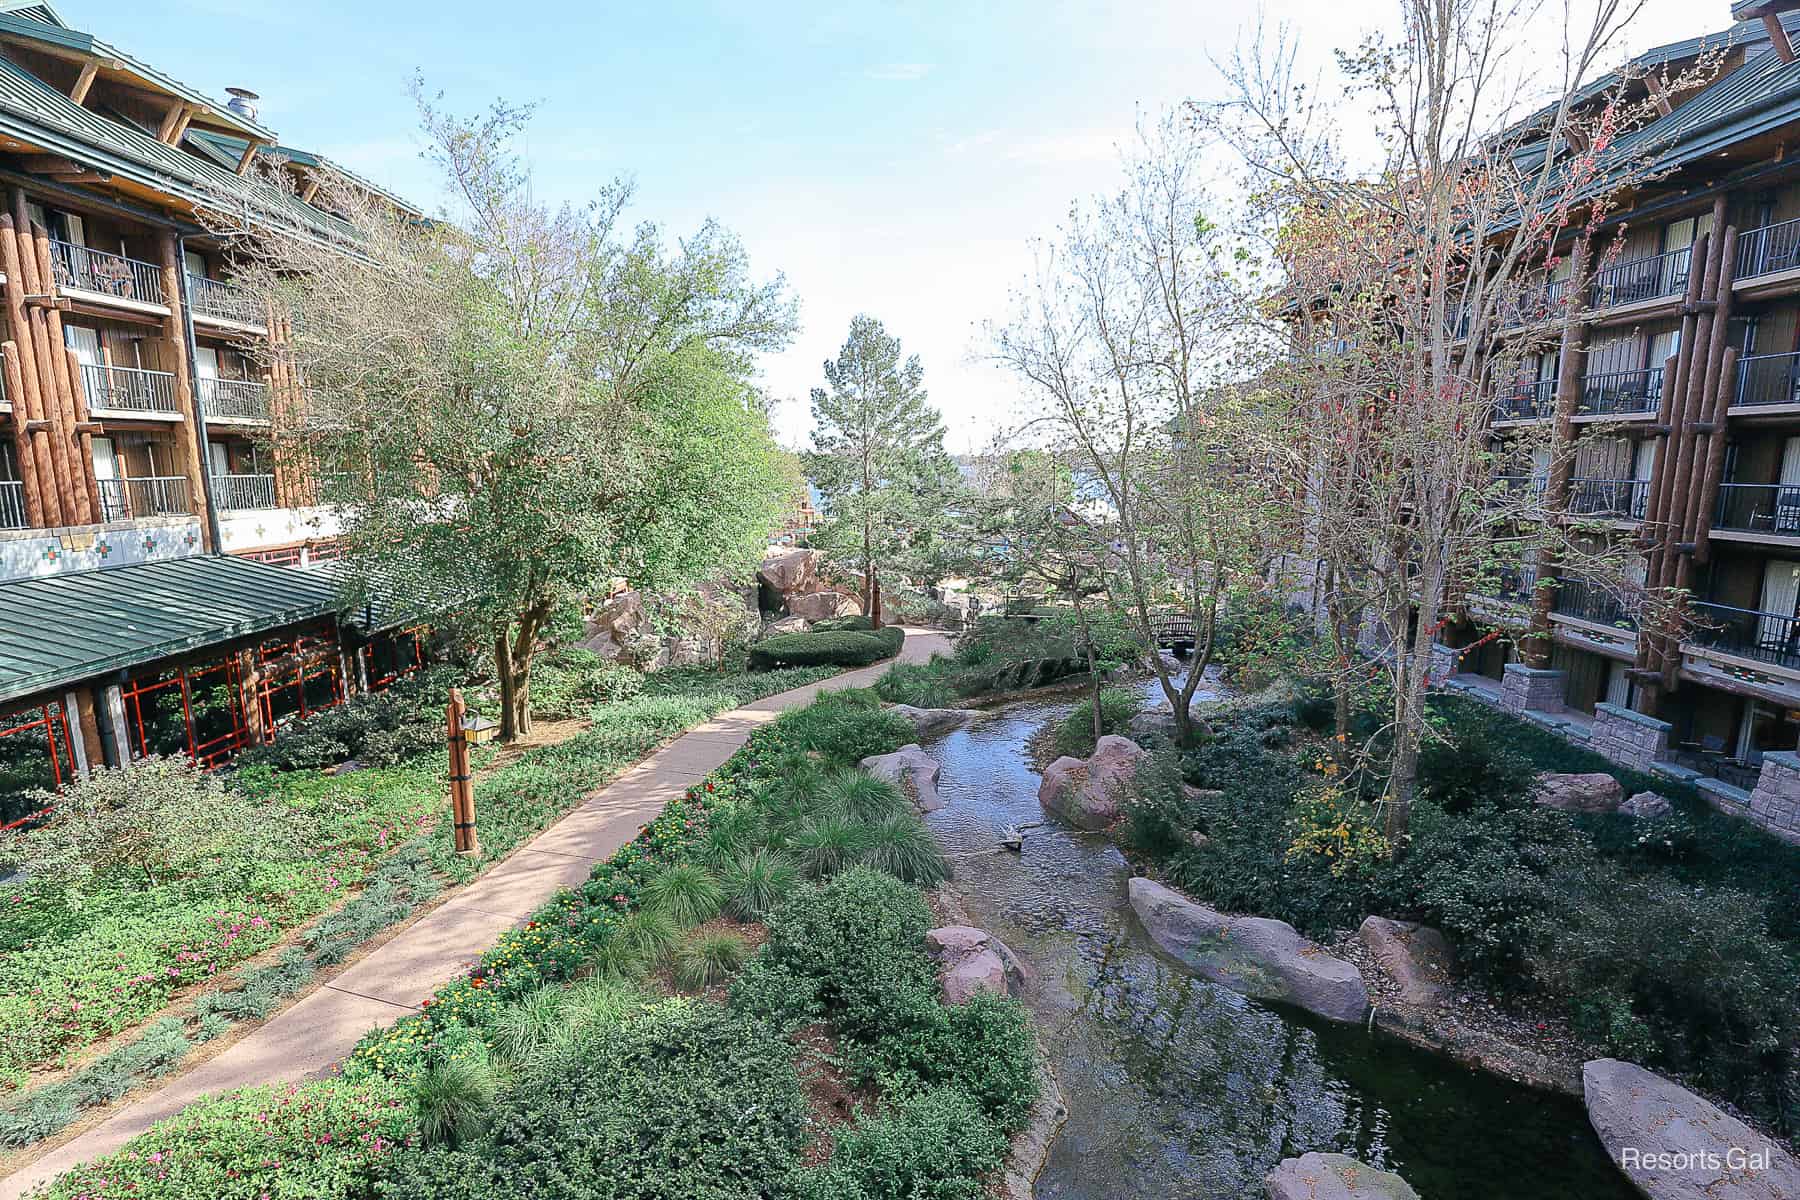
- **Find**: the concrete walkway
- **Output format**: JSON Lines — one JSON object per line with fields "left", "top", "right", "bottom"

{"left": 2, "top": 631, "right": 948, "bottom": 1199}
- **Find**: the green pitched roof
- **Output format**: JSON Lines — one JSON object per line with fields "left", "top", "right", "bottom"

{"left": 0, "top": 556, "right": 342, "bottom": 704}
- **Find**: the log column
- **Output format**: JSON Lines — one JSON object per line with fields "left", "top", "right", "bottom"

{"left": 1524, "top": 237, "right": 1590, "bottom": 668}
{"left": 30, "top": 225, "right": 96, "bottom": 524}
{"left": 10, "top": 193, "right": 84, "bottom": 525}
{"left": 156, "top": 230, "right": 211, "bottom": 549}
{"left": 0, "top": 205, "right": 64, "bottom": 526}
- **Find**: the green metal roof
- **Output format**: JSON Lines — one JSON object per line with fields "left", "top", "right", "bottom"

{"left": 0, "top": 555, "right": 341, "bottom": 704}
{"left": 0, "top": 9, "right": 277, "bottom": 143}
{"left": 0, "top": 53, "right": 365, "bottom": 243}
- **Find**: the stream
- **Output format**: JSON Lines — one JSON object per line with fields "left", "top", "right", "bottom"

{"left": 918, "top": 681, "right": 1634, "bottom": 1200}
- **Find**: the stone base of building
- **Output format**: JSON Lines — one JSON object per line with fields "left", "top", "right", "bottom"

{"left": 1740, "top": 751, "right": 1800, "bottom": 846}
{"left": 1428, "top": 642, "right": 1459, "bottom": 686}
{"left": 1590, "top": 703, "right": 1671, "bottom": 771}
{"left": 1499, "top": 664, "right": 1564, "bottom": 716}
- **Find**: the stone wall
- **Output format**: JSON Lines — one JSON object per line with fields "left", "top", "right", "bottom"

{"left": 1590, "top": 703, "right": 1671, "bottom": 771}
{"left": 1744, "top": 751, "right": 1800, "bottom": 846}
{"left": 1499, "top": 663, "right": 1564, "bottom": 715}
{"left": 1428, "top": 642, "right": 1459, "bottom": 685}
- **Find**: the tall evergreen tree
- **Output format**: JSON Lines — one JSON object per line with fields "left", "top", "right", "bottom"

{"left": 805, "top": 316, "right": 958, "bottom": 626}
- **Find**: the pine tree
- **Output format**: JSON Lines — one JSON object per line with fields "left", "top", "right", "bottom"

{"left": 805, "top": 316, "right": 958, "bottom": 627}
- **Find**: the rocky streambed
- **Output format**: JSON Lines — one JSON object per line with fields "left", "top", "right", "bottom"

{"left": 909, "top": 686, "right": 1638, "bottom": 1200}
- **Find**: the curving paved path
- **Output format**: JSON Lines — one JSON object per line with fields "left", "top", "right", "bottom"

{"left": 2, "top": 631, "right": 948, "bottom": 1199}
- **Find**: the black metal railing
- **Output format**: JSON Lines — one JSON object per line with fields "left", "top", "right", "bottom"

{"left": 1499, "top": 278, "right": 1570, "bottom": 328}
{"left": 197, "top": 376, "right": 269, "bottom": 422}
{"left": 1578, "top": 366, "right": 1664, "bottom": 416}
{"left": 1713, "top": 483, "right": 1800, "bottom": 534}
{"left": 1734, "top": 352, "right": 1800, "bottom": 408}
{"left": 1590, "top": 245, "right": 1692, "bottom": 308}
{"left": 80, "top": 363, "right": 179, "bottom": 415}
{"left": 1553, "top": 577, "right": 1638, "bottom": 628}
{"left": 212, "top": 473, "right": 277, "bottom": 511}
{"left": 185, "top": 274, "right": 263, "bottom": 325}
{"left": 95, "top": 475, "right": 191, "bottom": 522}
{"left": 49, "top": 239, "right": 164, "bottom": 305}
{"left": 1491, "top": 566, "right": 1539, "bottom": 605}
{"left": 1569, "top": 477, "right": 1650, "bottom": 520}
{"left": 0, "top": 479, "right": 24, "bottom": 528}
{"left": 1495, "top": 378, "right": 1557, "bottom": 421}
{"left": 1686, "top": 601, "right": 1800, "bottom": 672}
{"left": 1736, "top": 216, "right": 1800, "bottom": 280}
{"left": 1488, "top": 473, "right": 1548, "bottom": 504}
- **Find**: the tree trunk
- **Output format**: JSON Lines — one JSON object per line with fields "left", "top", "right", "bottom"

{"left": 494, "top": 600, "right": 550, "bottom": 743}
{"left": 1075, "top": 597, "right": 1103, "bottom": 743}
{"left": 869, "top": 563, "right": 883, "bottom": 628}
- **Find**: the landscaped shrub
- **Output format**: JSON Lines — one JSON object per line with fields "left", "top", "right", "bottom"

{"left": 1149, "top": 693, "right": 1800, "bottom": 1137}
{"left": 528, "top": 647, "right": 644, "bottom": 720}
{"left": 796, "top": 1086, "right": 1009, "bottom": 1200}
{"left": 235, "top": 664, "right": 459, "bottom": 771}
{"left": 375, "top": 1001, "right": 809, "bottom": 1200}
{"left": 1054, "top": 686, "right": 1143, "bottom": 757}
{"left": 813, "top": 614, "right": 875, "bottom": 632}
{"left": 749, "top": 626, "right": 906, "bottom": 670}
{"left": 875, "top": 659, "right": 958, "bottom": 708}
{"left": 754, "top": 689, "right": 915, "bottom": 769}
{"left": 42, "top": 1077, "right": 416, "bottom": 1200}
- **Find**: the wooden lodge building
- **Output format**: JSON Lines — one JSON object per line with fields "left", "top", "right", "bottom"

{"left": 1428, "top": 0, "right": 1800, "bottom": 843}
{"left": 0, "top": 3, "right": 426, "bottom": 822}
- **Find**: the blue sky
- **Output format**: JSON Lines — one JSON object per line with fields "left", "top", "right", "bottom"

{"left": 64, "top": 0, "right": 1704, "bottom": 449}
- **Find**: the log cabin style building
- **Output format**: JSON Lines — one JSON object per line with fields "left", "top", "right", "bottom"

{"left": 1432, "top": 0, "right": 1800, "bottom": 843}
{"left": 0, "top": 2, "right": 427, "bottom": 821}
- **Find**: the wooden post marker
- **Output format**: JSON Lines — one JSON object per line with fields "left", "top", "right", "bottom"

{"left": 447, "top": 687, "right": 479, "bottom": 857}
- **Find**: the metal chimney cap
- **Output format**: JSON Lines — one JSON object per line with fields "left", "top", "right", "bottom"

{"left": 225, "top": 87, "right": 260, "bottom": 101}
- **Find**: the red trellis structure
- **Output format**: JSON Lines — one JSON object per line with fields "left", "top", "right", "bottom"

{"left": 119, "top": 625, "right": 348, "bottom": 769}
{"left": 363, "top": 625, "right": 427, "bottom": 691}
{"left": 0, "top": 701, "right": 73, "bottom": 828}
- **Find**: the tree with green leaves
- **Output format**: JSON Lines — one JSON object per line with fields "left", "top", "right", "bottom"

{"left": 805, "top": 316, "right": 961, "bottom": 627}
{"left": 211, "top": 88, "right": 796, "bottom": 740}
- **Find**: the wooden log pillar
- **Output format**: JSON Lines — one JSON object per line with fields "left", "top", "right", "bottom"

{"left": 0, "top": 208, "right": 63, "bottom": 526}
{"left": 155, "top": 230, "right": 211, "bottom": 548}
{"left": 70, "top": 688, "right": 105, "bottom": 778}
{"left": 235, "top": 646, "right": 267, "bottom": 745}
{"left": 1524, "top": 237, "right": 1589, "bottom": 669}
{"left": 11, "top": 194, "right": 82, "bottom": 524}
{"left": 2, "top": 346, "right": 44, "bottom": 527}
{"left": 31, "top": 226, "right": 95, "bottom": 525}
{"left": 447, "top": 687, "right": 479, "bottom": 856}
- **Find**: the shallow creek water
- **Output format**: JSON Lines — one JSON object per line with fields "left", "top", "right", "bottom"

{"left": 918, "top": 683, "right": 1634, "bottom": 1200}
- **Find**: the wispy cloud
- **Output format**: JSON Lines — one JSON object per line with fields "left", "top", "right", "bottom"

{"left": 866, "top": 63, "right": 932, "bottom": 82}
{"left": 1002, "top": 130, "right": 1124, "bottom": 166}
{"left": 944, "top": 129, "right": 1003, "bottom": 156}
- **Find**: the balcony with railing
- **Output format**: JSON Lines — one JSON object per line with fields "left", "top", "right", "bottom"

{"left": 1735, "top": 215, "right": 1800, "bottom": 281}
{"left": 1552, "top": 577, "right": 1637, "bottom": 629}
{"left": 0, "top": 479, "right": 24, "bottom": 529}
{"left": 1487, "top": 473, "right": 1547, "bottom": 505}
{"left": 198, "top": 376, "right": 269, "bottom": 423}
{"left": 1499, "top": 278, "right": 1570, "bottom": 328}
{"left": 1578, "top": 366, "right": 1663, "bottom": 417}
{"left": 49, "top": 240, "right": 164, "bottom": 306}
{"left": 1733, "top": 352, "right": 1800, "bottom": 409}
{"left": 1568, "top": 477, "right": 1649, "bottom": 521}
{"left": 186, "top": 274, "right": 264, "bottom": 327}
{"left": 1495, "top": 378, "right": 1556, "bottom": 422}
{"left": 212, "top": 472, "right": 277, "bottom": 511}
{"left": 95, "top": 475, "right": 191, "bottom": 522}
{"left": 1685, "top": 601, "right": 1800, "bottom": 673}
{"left": 1589, "top": 246, "right": 1692, "bottom": 309}
{"left": 1713, "top": 483, "right": 1800, "bottom": 536}
{"left": 80, "top": 363, "right": 179, "bottom": 417}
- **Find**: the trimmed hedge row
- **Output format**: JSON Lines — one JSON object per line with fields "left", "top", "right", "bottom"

{"left": 749, "top": 626, "right": 905, "bottom": 670}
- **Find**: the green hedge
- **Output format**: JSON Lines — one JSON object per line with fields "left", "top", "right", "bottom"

{"left": 812, "top": 615, "right": 875, "bottom": 632}
{"left": 749, "top": 627, "right": 904, "bottom": 670}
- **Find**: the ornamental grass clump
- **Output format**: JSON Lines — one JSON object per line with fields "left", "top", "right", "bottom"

{"left": 639, "top": 862, "right": 723, "bottom": 927}
{"left": 818, "top": 769, "right": 906, "bottom": 825}
{"left": 412, "top": 1053, "right": 496, "bottom": 1149}
{"left": 673, "top": 931, "right": 749, "bottom": 990}
{"left": 791, "top": 814, "right": 869, "bottom": 880}
{"left": 862, "top": 813, "right": 952, "bottom": 885}
{"left": 721, "top": 848, "right": 799, "bottom": 921}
